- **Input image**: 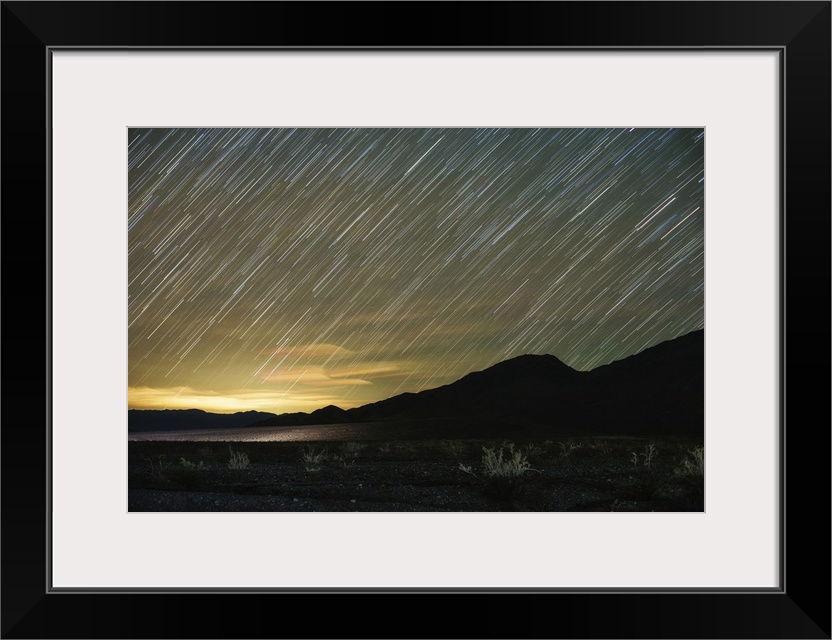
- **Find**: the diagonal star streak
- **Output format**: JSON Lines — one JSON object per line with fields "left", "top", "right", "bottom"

{"left": 128, "top": 128, "right": 704, "bottom": 414}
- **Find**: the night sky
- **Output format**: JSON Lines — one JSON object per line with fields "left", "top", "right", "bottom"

{"left": 128, "top": 128, "right": 704, "bottom": 414}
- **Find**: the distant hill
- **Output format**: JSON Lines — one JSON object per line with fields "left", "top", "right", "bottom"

{"left": 249, "top": 329, "right": 704, "bottom": 436}
{"left": 128, "top": 409, "right": 277, "bottom": 432}
{"left": 577, "top": 329, "right": 704, "bottom": 434}
{"left": 242, "top": 404, "right": 350, "bottom": 427}
{"left": 342, "top": 352, "right": 582, "bottom": 423}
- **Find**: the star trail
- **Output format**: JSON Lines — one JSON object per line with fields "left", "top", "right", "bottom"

{"left": 128, "top": 128, "right": 704, "bottom": 414}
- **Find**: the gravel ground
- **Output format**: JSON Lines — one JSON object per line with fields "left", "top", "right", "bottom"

{"left": 129, "top": 437, "right": 704, "bottom": 512}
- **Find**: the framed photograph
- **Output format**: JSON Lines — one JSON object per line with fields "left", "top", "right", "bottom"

{"left": 124, "top": 124, "right": 707, "bottom": 516}
{"left": 3, "top": 2, "right": 829, "bottom": 638}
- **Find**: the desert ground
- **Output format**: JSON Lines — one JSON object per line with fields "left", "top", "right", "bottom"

{"left": 128, "top": 433, "right": 704, "bottom": 512}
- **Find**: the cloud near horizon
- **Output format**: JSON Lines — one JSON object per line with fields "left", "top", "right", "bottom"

{"left": 255, "top": 343, "right": 422, "bottom": 392}
{"left": 129, "top": 128, "right": 704, "bottom": 415}
{"left": 260, "top": 366, "right": 373, "bottom": 387}
{"left": 258, "top": 343, "right": 356, "bottom": 361}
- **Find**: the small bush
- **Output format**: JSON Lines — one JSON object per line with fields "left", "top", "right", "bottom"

{"left": 558, "top": 440, "right": 582, "bottom": 459}
{"left": 588, "top": 439, "right": 612, "bottom": 455}
{"left": 174, "top": 457, "right": 207, "bottom": 489}
{"left": 300, "top": 445, "right": 328, "bottom": 471}
{"left": 341, "top": 442, "right": 366, "bottom": 458}
{"left": 179, "top": 457, "right": 206, "bottom": 472}
{"left": 481, "top": 443, "right": 532, "bottom": 478}
{"left": 146, "top": 455, "right": 171, "bottom": 482}
{"left": 523, "top": 442, "right": 545, "bottom": 459}
{"left": 675, "top": 446, "right": 704, "bottom": 477}
{"left": 479, "top": 443, "right": 534, "bottom": 500}
{"left": 635, "top": 443, "right": 658, "bottom": 468}
{"left": 669, "top": 446, "right": 705, "bottom": 510}
{"left": 227, "top": 447, "right": 250, "bottom": 470}
{"left": 444, "top": 440, "right": 465, "bottom": 458}
{"left": 641, "top": 442, "right": 659, "bottom": 468}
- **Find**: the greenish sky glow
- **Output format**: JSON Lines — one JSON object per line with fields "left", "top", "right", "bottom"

{"left": 128, "top": 128, "right": 704, "bottom": 414}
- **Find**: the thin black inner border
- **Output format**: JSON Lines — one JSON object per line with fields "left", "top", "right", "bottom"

{"left": 45, "top": 45, "right": 785, "bottom": 594}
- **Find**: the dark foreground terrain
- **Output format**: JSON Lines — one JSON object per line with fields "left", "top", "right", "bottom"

{"left": 129, "top": 435, "right": 704, "bottom": 512}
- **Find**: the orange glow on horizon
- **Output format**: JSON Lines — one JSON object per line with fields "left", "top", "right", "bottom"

{"left": 127, "top": 385, "right": 363, "bottom": 415}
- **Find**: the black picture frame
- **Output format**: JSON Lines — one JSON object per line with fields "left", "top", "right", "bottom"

{"left": 2, "top": 2, "right": 829, "bottom": 638}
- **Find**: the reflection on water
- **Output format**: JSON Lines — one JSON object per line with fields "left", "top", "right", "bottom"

{"left": 128, "top": 422, "right": 421, "bottom": 442}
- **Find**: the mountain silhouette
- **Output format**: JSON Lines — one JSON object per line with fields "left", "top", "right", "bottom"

{"left": 344, "top": 353, "right": 582, "bottom": 423}
{"left": 128, "top": 409, "right": 278, "bottom": 432}
{"left": 249, "top": 329, "right": 704, "bottom": 436}
{"left": 129, "top": 330, "right": 703, "bottom": 436}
